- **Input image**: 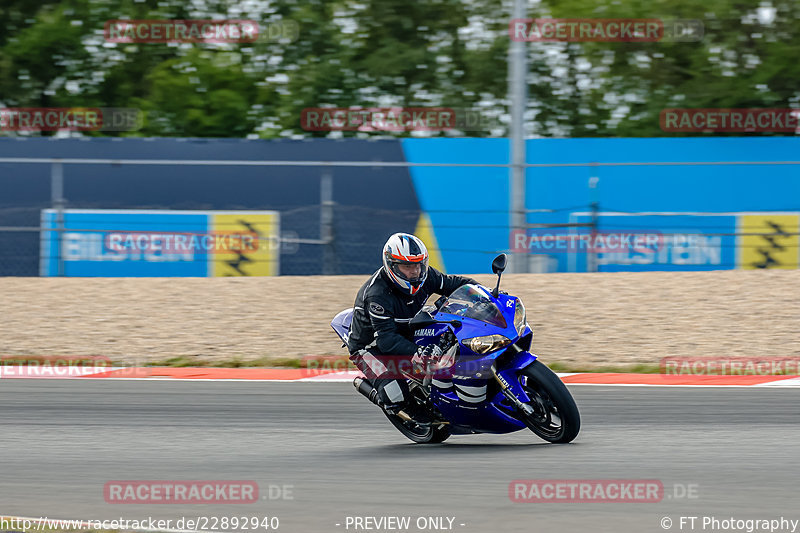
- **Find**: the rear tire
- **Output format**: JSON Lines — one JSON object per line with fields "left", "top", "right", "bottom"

{"left": 383, "top": 395, "right": 451, "bottom": 444}
{"left": 518, "top": 361, "right": 580, "bottom": 443}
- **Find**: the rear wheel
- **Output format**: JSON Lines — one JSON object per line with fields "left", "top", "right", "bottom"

{"left": 383, "top": 392, "right": 451, "bottom": 444}
{"left": 518, "top": 361, "right": 580, "bottom": 443}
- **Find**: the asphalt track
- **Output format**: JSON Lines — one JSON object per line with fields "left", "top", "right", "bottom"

{"left": 2, "top": 381, "right": 800, "bottom": 533}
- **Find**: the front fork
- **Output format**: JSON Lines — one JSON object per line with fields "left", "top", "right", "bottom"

{"left": 491, "top": 350, "right": 537, "bottom": 416}
{"left": 492, "top": 365, "right": 535, "bottom": 417}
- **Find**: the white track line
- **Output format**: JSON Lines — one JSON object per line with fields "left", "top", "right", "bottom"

{"left": 754, "top": 377, "right": 800, "bottom": 387}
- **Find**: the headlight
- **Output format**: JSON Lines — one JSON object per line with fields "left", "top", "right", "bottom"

{"left": 466, "top": 334, "right": 511, "bottom": 354}
{"left": 514, "top": 299, "right": 528, "bottom": 335}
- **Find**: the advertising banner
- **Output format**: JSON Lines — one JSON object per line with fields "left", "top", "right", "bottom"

{"left": 585, "top": 213, "right": 734, "bottom": 272}
{"left": 558, "top": 212, "right": 799, "bottom": 272}
{"left": 738, "top": 214, "right": 800, "bottom": 270}
{"left": 40, "top": 209, "right": 279, "bottom": 277}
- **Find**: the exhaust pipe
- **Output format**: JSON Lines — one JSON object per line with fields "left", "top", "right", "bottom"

{"left": 354, "top": 377, "right": 383, "bottom": 407}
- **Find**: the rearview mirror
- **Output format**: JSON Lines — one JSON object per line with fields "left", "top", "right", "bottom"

{"left": 492, "top": 253, "right": 507, "bottom": 274}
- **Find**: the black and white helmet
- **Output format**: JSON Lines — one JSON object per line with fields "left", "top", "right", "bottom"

{"left": 382, "top": 233, "right": 429, "bottom": 295}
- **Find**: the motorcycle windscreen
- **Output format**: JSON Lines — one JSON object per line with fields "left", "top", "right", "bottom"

{"left": 439, "top": 284, "right": 507, "bottom": 328}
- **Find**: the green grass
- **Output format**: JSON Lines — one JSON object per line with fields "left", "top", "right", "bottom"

{"left": 144, "top": 355, "right": 297, "bottom": 368}
{"left": 545, "top": 361, "right": 663, "bottom": 374}
{"left": 11, "top": 355, "right": 794, "bottom": 375}
{"left": 134, "top": 356, "right": 654, "bottom": 374}
{"left": 141, "top": 355, "right": 353, "bottom": 369}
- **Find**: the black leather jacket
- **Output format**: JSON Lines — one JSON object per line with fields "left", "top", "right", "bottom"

{"left": 347, "top": 267, "right": 477, "bottom": 356}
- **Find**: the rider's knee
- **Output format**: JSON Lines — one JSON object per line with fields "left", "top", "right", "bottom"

{"left": 375, "top": 379, "right": 408, "bottom": 406}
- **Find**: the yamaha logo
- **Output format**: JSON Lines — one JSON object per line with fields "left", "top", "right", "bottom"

{"left": 415, "top": 328, "right": 437, "bottom": 336}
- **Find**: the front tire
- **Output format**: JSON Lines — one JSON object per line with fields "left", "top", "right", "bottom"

{"left": 518, "top": 361, "right": 580, "bottom": 443}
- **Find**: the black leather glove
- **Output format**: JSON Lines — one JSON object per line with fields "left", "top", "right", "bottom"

{"left": 411, "top": 344, "right": 444, "bottom": 374}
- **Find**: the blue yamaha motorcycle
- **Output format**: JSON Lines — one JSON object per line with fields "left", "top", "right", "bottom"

{"left": 330, "top": 254, "right": 580, "bottom": 444}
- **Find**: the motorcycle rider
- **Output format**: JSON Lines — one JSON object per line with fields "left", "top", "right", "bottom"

{"left": 348, "top": 232, "right": 477, "bottom": 423}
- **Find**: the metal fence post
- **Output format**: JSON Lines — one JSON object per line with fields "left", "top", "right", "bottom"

{"left": 588, "top": 174, "right": 599, "bottom": 273}
{"left": 51, "top": 161, "right": 65, "bottom": 277}
{"left": 509, "top": 0, "right": 528, "bottom": 274}
{"left": 320, "top": 167, "right": 335, "bottom": 275}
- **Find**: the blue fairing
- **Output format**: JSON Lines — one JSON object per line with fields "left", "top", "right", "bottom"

{"left": 414, "top": 284, "right": 541, "bottom": 435}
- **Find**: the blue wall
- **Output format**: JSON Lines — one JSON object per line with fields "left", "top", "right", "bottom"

{"left": 1, "top": 136, "right": 797, "bottom": 276}
{"left": 0, "top": 138, "right": 420, "bottom": 276}
{"left": 402, "top": 137, "right": 800, "bottom": 273}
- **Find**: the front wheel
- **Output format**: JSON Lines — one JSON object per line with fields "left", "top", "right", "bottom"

{"left": 518, "top": 361, "right": 580, "bottom": 443}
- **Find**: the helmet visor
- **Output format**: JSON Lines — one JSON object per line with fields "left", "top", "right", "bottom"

{"left": 388, "top": 257, "right": 428, "bottom": 287}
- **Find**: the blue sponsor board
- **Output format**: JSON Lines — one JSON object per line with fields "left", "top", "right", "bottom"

{"left": 41, "top": 210, "right": 210, "bottom": 277}
{"left": 401, "top": 137, "right": 800, "bottom": 274}
{"left": 568, "top": 213, "right": 737, "bottom": 272}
